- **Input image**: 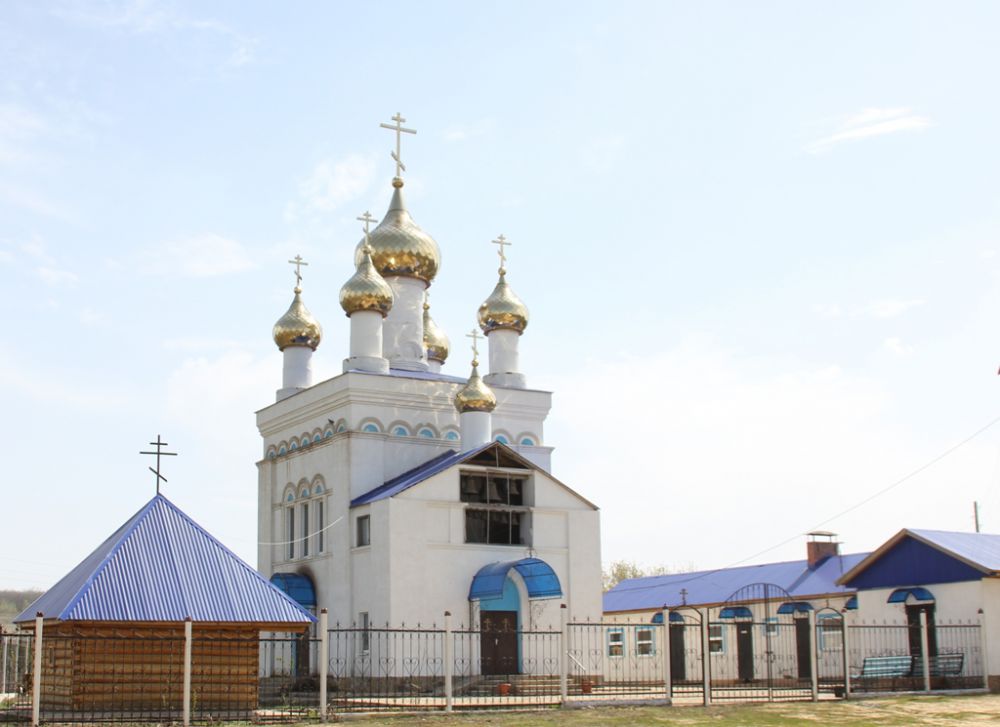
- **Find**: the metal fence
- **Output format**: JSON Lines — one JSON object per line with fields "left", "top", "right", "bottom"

{"left": 0, "top": 615, "right": 988, "bottom": 723}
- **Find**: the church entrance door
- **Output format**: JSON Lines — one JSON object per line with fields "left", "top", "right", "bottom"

{"left": 481, "top": 611, "right": 518, "bottom": 675}
{"left": 736, "top": 622, "right": 754, "bottom": 682}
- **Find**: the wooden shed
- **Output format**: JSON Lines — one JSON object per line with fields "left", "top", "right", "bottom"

{"left": 15, "top": 494, "right": 313, "bottom": 715}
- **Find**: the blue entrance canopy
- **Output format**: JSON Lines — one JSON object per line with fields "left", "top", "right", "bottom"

{"left": 718, "top": 606, "right": 752, "bottom": 619}
{"left": 887, "top": 587, "right": 934, "bottom": 604}
{"left": 777, "top": 601, "right": 814, "bottom": 615}
{"left": 270, "top": 573, "right": 317, "bottom": 609}
{"left": 469, "top": 557, "right": 562, "bottom": 601}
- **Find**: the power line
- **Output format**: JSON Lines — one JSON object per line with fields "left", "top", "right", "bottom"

{"left": 615, "top": 412, "right": 1000, "bottom": 595}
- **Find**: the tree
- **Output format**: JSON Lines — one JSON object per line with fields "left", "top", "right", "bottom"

{"left": 602, "top": 561, "right": 675, "bottom": 591}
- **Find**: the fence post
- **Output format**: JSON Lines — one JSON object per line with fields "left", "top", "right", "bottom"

{"left": 559, "top": 604, "right": 568, "bottom": 702}
{"left": 808, "top": 610, "right": 818, "bottom": 702}
{"left": 701, "top": 609, "right": 711, "bottom": 706}
{"left": 444, "top": 611, "right": 453, "bottom": 712}
{"left": 919, "top": 611, "right": 931, "bottom": 692}
{"left": 183, "top": 617, "right": 193, "bottom": 727}
{"left": 1, "top": 628, "right": 8, "bottom": 696}
{"left": 660, "top": 607, "right": 672, "bottom": 703}
{"left": 980, "top": 610, "right": 990, "bottom": 691}
{"left": 842, "top": 616, "right": 851, "bottom": 699}
{"left": 319, "top": 609, "right": 328, "bottom": 721}
{"left": 31, "top": 613, "right": 42, "bottom": 727}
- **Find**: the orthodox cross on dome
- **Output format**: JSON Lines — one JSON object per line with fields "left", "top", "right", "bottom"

{"left": 140, "top": 434, "right": 177, "bottom": 495}
{"left": 466, "top": 329, "right": 482, "bottom": 365}
{"left": 491, "top": 234, "right": 511, "bottom": 274}
{"left": 288, "top": 255, "right": 308, "bottom": 290}
{"left": 379, "top": 112, "right": 416, "bottom": 179}
{"left": 357, "top": 211, "right": 377, "bottom": 251}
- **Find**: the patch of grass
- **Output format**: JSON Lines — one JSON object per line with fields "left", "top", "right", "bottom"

{"left": 316, "top": 694, "right": 1000, "bottom": 727}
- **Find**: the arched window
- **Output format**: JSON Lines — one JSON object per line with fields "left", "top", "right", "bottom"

{"left": 494, "top": 434, "right": 509, "bottom": 445}
{"left": 337, "top": 422, "right": 347, "bottom": 433}
{"left": 418, "top": 428, "right": 435, "bottom": 439}
{"left": 444, "top": 431, "right": 460, "bottom": 441}
{"left": 313, "top": 434, "right": 322, "bottom": 443}
{"left": 289, "top": 441, "right": 298, "bottom": 451}
{"left": 392, "top": 426, "right": 409, "bottom": 437}
{"left": 362, "top": 423, "right": 379, "bottom": 433}
{"left": 278, "top": 446, "right": 287, "bottom": 456}
{"left": 520, "top": 437, "right": 536, "bottom": 446}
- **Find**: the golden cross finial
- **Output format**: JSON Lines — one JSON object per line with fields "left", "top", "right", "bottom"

{"left": 491, "top": 234, "right": 511, "bottom": 274}
{"left": 466, "top": 329, "right": 482, "bottom": 365}
{"left": 139, "top": 435, "right": 178, "bottom": 496}
{"left": 357, "top": 211, "right": 377, "bottom": 253}
{"left": 379, "top": 112, "right": 416, "bottom": 179}
{"left": 288, "top": 255, "right": 308, "bottom": 289}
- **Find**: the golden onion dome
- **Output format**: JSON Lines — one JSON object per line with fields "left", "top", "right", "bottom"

{"left": 454, "top": 361, "right": 497, "bottom": 413}
{"left": 273, "top": 288, "right": 322, "bottom": 351}
{"left": 423, "top": 301, "right": 450, "bottom": 364}
{"left": 477, "top": 271, "right": 529, "bottom": 334}
{"left": 340, "top": 247, "right": 394, "bottom": 317}
{"left": 354, "top": 180, "right": 441, "bottom": 284}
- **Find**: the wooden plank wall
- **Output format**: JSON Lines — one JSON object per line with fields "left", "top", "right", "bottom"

{"left": 38, "top": 623, "right": 261, "bottom": 711}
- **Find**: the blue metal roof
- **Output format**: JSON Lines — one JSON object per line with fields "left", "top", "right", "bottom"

{"left": 469, "top": 558, "right": 563, "bottom": 601}
{"left": 351, "top": 441, "right": 499, "bottom": 506}
{"left": 719, "top": 606, "right": 752, "bottom": 619}
{"left": 15, "top": 495, "right": 314, "bottom": 625}
{"left": 603, "top": 551, "right": 869, "bottom": 613}
{"left": 839, "top": 529, "right": 998, "bottom": 589}
{"left": 777, "top": 601, "right": 814, "bottom": 614}
{"left": 887, "top": 586, "right": 935, "bottom": 603}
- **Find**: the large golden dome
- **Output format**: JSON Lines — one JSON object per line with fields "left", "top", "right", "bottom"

{"left": 478, "top": 271, "right": 529, "bottom": 334}
{"left": 340, "top": 247, "right": 394, "bottom": 317}
{"left": 273, "top": 288, "right": 322, "bottom": 351}
{"left": 354, "top": 181, "right": 441, "bottom": 284}
{"left": 423, "top": 300, "right": 449, "bottom": 363}
{"left": 454, "top": 362, "right": 497, "bottom": 413}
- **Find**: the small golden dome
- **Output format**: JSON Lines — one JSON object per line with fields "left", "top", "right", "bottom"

{"left": 423, "top": 301, "right": 449, "bottom": 363}
{"left": 454, "top": 361, "right": 497, "bottom": 413}
{"left": 273, "top": 288, "right": 322, "bottom": 351}
{"left": 478, "top": 271, "right": 529, "bottom": 334}
{"left": 355, "top": 182, "right": 441, "bottom": 284}
{"left": 340, "top": 247, "right": 394, "bottom": 317}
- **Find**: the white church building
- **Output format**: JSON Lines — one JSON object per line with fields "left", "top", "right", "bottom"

{"left": 255, "top": 116, "right": 602, "bottom": 640}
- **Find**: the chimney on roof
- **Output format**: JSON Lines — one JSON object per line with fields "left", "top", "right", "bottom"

{"left": 807, "top": 531, "right": 839, "bottom": 569}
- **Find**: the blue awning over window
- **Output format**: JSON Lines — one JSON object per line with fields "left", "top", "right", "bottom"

{"left": 469, "top": 557, "right": 562, "bottom": 601}
{"left": 270, "top": 573, "right": 317, "bottom": 609}
{"left": 887, "top": 587, "right": 935, "bottom": 604}
{"left": 777, "top": 601, "right": 814, "bottom": 615}
{"left": 651, "top": 611, "right": 685, "bottom": 624}
{"left": 718, "top": 606, "right": 752, "bottom": 619}
{"left": 844, "top": 596, "right": 858, "bottom": 610}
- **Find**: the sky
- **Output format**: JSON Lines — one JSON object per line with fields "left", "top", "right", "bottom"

{"left": 3, "top": 1, "right": 1000, "bottom": 591}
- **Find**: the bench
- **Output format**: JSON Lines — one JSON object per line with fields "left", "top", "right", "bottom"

{"left": 853, "top": 655, "right": 913, "bottom": 681}
{"left": 911, "top": 652, "right": 964, "bottom": 678}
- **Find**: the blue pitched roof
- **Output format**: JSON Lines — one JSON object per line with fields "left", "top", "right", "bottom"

{"left": 603, "top": 552, "right": 869, "bottom": 613}
{"left": 838, "top": 528, "right": 1000, "bottom": 589}
{"left": 15, "top": 495, "right": 314, "bottom": 625}
{"left": 351, "top": 441, "right": 496, "bottom": 506}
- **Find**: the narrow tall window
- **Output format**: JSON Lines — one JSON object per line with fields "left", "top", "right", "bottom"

{"left": 286, "top": 507, "right": 295, "bottom": 560}
{"left": 317, "top": 500, "right": 325, "bottom": 553}
{"left": 356, "top": 514, "right": 370, "bottom": 547}
{"left": 301, "top": 502, "right": 310, "bottom": 557}
{"left": 359, "top": 612, "right": 370, "bottom": 653}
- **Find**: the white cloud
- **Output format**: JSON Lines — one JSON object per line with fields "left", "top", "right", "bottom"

{"left": 37, "top": 266, "right": 79, "bottom": 286}
{"left": 546, "top": 340, "right": 962, "bottom": 570}
{"left": 811, "top": 303, "right": 842, "bottom": 319}
{"left": 297, "top": 154, "right": 376, "bottom": 214}
{"left": 139, "top": 233, "right": 256, "bottom": 277}
{"left": 882, "top": 337, "right": 913, "bottom": 355}
{"left": 582, "top": 134, "right": 627, "bottom": 172}
{"left": 0, "top": 351, "right": 128, "bottom": 409}
{"left": 863, "top": 298, "right": 924, "bottom": 319}
{"left": 806, "top": 107, "right": 932, "bottom": 153}
{"left": 443, "top": 119, "right": 495, "bottom": 142}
